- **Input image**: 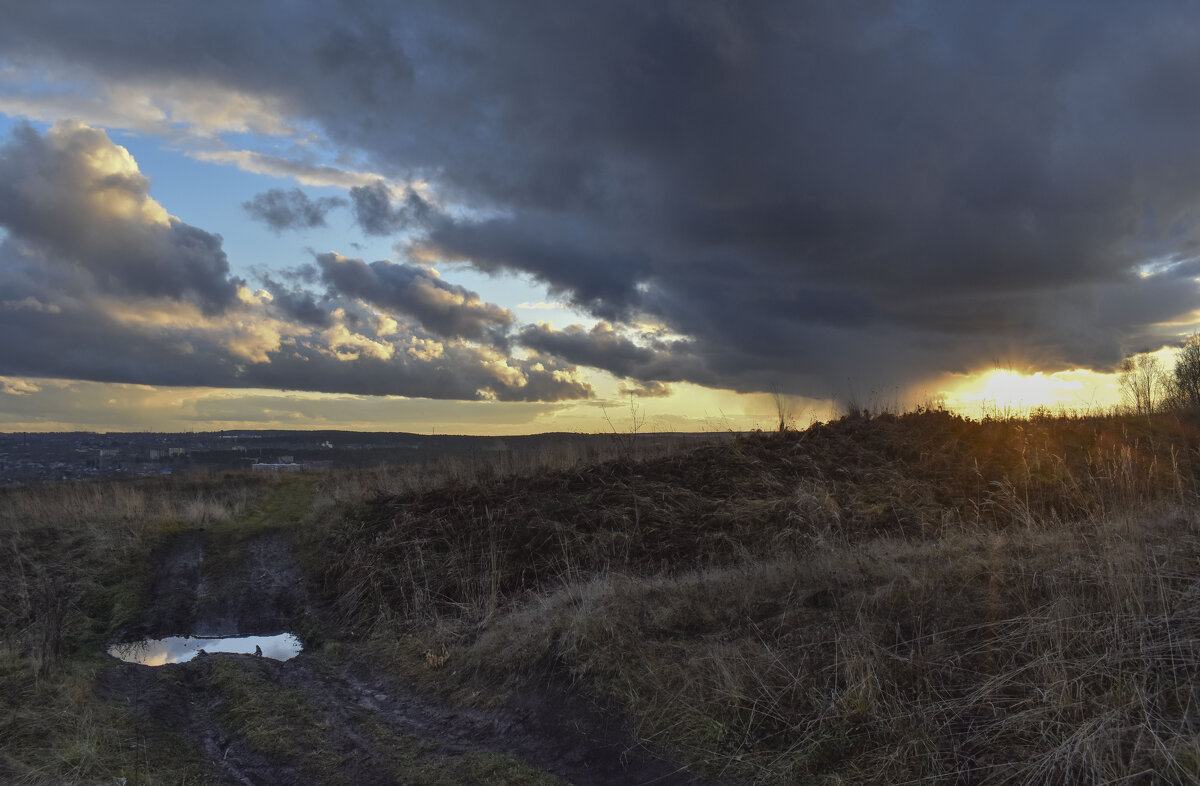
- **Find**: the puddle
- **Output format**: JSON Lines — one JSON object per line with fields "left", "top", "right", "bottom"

{"left": 108, "top": 633, "right": 302, "bottom": 666}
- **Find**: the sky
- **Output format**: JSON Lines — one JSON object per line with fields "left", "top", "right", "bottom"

{"left": 1, "top": 1, "right": 1199, "bottom": 433}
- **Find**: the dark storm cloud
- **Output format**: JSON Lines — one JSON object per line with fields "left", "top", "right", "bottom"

{"left": 7, "top": 2, "right": 1200, "bottom": 394}
{"left": 316, "top": 252, "right": 513, "bottom": 342}
{"left": 243, "top": 188, "right": 346, "bottom": 232}
{"left": 417, "top": 214, "right": 651, "bottom": 321}
{"left": 0, "top": 121, "right": 241, "bottom": 313}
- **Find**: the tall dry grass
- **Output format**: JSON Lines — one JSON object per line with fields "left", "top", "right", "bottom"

{"left": 503, "top": 511, "right": 1200, "bottom": 783}
{"left": 309, "top": 432, "right": 723, "bottom": 515}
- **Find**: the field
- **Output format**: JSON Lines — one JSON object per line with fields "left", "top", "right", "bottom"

{"left": 2, "top": 409, "right": 1199, "bottom": 784}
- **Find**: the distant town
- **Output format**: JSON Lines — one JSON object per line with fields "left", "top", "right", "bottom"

{"left": 0, "top": 430, "right": 711, "bottom": 487}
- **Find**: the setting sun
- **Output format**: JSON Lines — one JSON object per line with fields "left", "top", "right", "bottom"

{"left": 937, "top": 368, "right": 1122, "bottom": 417}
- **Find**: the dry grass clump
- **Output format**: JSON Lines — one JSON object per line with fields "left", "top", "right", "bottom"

{"left": 319, "top": 409, "right": 1200, "bottom": 782}
{"left": 309, "top": 433, "right": 721, "bottom": 517}
{"left": 0, "top": 471, "right": 265, "bottom": 533}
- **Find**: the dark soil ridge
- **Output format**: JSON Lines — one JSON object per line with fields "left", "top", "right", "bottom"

{"left": 109, "top": 526, "right": 718, "bottom": 785}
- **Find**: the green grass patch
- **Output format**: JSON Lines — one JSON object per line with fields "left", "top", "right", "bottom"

{"left": 206, "top": 658, "right": 336, "bottom": 764}
{"left": 0, "top": 651, "right": 212, "bottom": 785}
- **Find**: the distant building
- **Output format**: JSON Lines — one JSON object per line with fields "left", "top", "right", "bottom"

{"left": 251, "top": 460, "right": 330, "bottom": 472}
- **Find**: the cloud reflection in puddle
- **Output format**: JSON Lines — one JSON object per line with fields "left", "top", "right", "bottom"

{"left": 108, "top": 633, "right": 302, "bottom": 665}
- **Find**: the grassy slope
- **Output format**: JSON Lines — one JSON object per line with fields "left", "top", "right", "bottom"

{"left": 4, "top": 412, "right": 1200, "bottom": 783}
{"left": 319, "top": 410, "right": 1200, "bottom": 784}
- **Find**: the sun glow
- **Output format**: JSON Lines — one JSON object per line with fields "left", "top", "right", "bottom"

{"left": 936, "top": 368, "right": 1123, "bottom": 418}
{"left": 977, "top": 370, "right": 1061, "bottom": 405}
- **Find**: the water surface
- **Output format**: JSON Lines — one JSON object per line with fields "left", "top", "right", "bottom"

{"left": 108, "top": 633, "right": 302, "bottom": 665}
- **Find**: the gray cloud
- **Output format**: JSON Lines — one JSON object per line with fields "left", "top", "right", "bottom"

{"left": 243, "top": 188, "right": 346, "bottom": 232}
{"left": 0, "top": 237, "right": 590, "bottom": 402}
{"left": 618, "top": 380, "right": 673, "bottom": 399}
{"left": 5, "top": 3, "right": 1200, "bottom": 396}
{"left": 230, "top": 341, "right": 589, "bottom": 402}
{"left": 258, "top": 276, "right": 333, "bottom": 327}
{"left": 0, "top": 121, "right": 590, "bottom": 404}
{"left": 0, "top": 121, "right": 241, "bottom": 314}
{"left": 317, "top": 252, "right": 513, "bottom": 342}
{"left": 0, "top": 381, "right": 571, "bottom": 431}
{"left": 349, "top": 180, "right": 433, "bottom": 236}
{"left": 518, "top": 322, "right": 700, "bottom": 383}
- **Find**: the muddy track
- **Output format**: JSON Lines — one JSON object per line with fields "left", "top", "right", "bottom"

{"left": 107, "top": 522, "right": 723, "bottom": 785}
{"left": 127, "top": 526, "right": 309, "bottom": 640}
{"left": 323, "top": 661, "right": 709, "bottom": 785}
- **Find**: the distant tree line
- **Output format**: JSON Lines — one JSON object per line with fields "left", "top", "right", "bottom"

{"left": 1121, "top": 334, "right": 1200, "bottom": 414}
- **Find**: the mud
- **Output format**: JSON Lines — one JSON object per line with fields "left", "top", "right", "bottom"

{"left": 328, "top": 661, "right": 710, "bottom": 785}
{"left": 123, "top": 528, "right": 309, "bottom": 641}
{"left": 133, "top": 529, "right": 206, "bottom": 639}
{"left": 106, "top": 526, "right": 721, "bottom": 785}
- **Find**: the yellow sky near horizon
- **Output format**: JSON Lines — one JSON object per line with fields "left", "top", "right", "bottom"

{"left": 0, "top": 374, "right": 831, "bottom": 434}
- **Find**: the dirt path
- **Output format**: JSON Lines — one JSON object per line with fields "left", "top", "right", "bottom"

{"left": 105, "top": 482, "right": 721, "bottom": 785}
